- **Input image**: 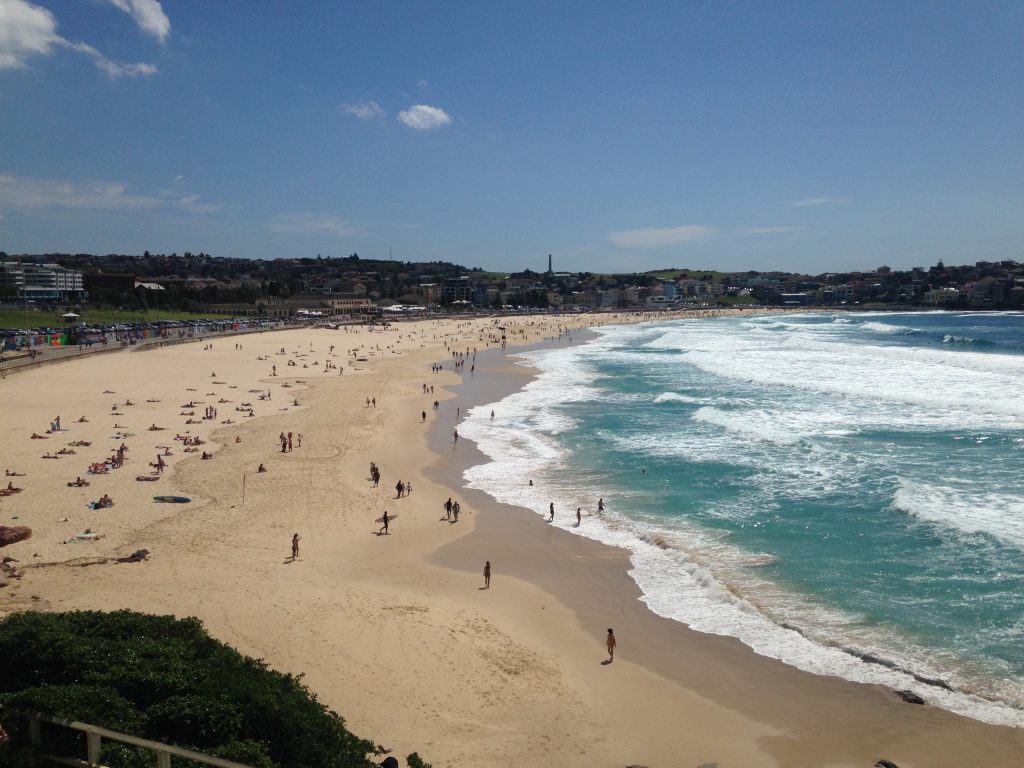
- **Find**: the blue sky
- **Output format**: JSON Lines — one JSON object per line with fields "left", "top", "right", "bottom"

{"left": 1, "top": 1, "right": 1021, "bottom": 273}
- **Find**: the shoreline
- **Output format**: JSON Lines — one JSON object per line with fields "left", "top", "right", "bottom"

{"left": 423, "top": 316, "right": 1024, "bottom": 765}
{"left": 3, "top": 311, "right": 1024, "bottom": 767}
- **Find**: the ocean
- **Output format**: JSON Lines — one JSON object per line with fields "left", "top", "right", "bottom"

{"left": 458, "top": 311, "right": 1024, "bottom": 726}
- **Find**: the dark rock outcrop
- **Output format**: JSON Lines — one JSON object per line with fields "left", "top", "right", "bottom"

{"left": 896, "top": 689, "right": 925, "bottom": 705}
{"left": 0, "top": 527, "right": 31, "bottom": 548}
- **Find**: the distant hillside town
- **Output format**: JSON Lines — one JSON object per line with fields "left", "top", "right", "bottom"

{"left": 1, "top": 251, "right": 1022, "bottom": 315}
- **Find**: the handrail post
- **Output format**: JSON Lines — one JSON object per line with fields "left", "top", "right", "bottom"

{"left": 86, "top": 731, "right": 101, "bottom": 765}
{"left": 27, "top": 714, "right": 41, "bottom": 766}
{"left": 28, "top": 714, "right": 40, "bottom": 746}
{"left": 157, "top": 749, "right": 172, "bottom": 768}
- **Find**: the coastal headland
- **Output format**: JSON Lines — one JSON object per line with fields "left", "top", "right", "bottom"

{"left": 2, "top": 310, "right": 1023, "bottom": 767}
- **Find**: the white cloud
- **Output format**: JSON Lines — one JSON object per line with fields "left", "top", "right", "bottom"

{"left": 609, "top": 225, "right": 715, "bottom": 249}
{"left": 105, "top": 0, "right": 170, "bottom": 43}
{"left": 784, "top": 196, "right": 849, "bottom": 207}
{"left": 417, "top": 79, "right": 429, "bottom": 90}
{"left": 61, "top": 38, "right": 157, "bottom": 78}
{"left": 0, "top": 173, "right": 222, "bottom": 215}
{"left": 0, "top": 174, "right": 162, "bottom": 210}
{"left": 0, "top": 0, "right": 157, "bottom": 76}
{"left": 341, "top": 101, "right": 385, "bottom": 120}
{"left": 269, "top": 213, "right": 356, "bottom": 237}
{"left": 0, "top": 0, "right": 60, "bottom": 69}
{"left": 733, "top": 226, "right": 801, "bottom": 236}
{"left": 176, "top": 194, "right": 220, "bottom": 215}
{"left": 397, "top": 104, "right": 452, "bottom": 131}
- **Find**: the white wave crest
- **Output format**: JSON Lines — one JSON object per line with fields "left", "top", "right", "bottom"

{"left": 892, "top": 479, "right": 1024, "bottom": 548}
{"left": 860, "top": 321, "right": 915, "bottom": 334}
{"left": 692, "top": 406, "right": 803, "bottom": 445}
{"left": 653, "top": 392, "right": 701, "bottom": 404}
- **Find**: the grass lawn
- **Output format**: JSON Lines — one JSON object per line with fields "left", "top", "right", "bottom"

{"left": 646, "top": 268, "right": 731, "bottom": 280}
{"left": 713, "top": 295, "right": 759, "bottom": 306}
{"left": 0, "top": 308, "right": 229, "bottom": 329}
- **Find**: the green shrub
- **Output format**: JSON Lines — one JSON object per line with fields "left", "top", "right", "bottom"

{"left": 0, "top": 611, "right": 381, "bottom": 768}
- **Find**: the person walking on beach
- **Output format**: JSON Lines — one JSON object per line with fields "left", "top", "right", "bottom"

{"left": 606, "top": 628, "right": 616, "bottom": 662}
{"left": 453, "top": 428, "right": 458, "bottom": 444}
{"left": 452, "top": 500, "right": 461, "bottom": 522}
{"left": 378, "top": 510, "right": 390, "bottom": 535}
{"left": 483, "top": 560, "right": 491, "bottom": 589}
{"left": 291, "top": 533, "right": 300, "bottom": 561}
{"left": 445, "top": 497, "right": 453, "bottom": 519}
{"left": 549, "top": 502, "right": 554, "bottom": 522}
{"left": 576, "top": 507, "right": 582, "bottom": 526}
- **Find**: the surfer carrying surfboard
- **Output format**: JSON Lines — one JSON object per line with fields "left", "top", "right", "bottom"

{"left": 378, "top": 511, "right": 390, "bottom": 535}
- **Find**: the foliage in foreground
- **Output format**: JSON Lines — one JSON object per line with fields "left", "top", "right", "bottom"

{"left": 0, "top": 611, "right": 384, "bottom": 768}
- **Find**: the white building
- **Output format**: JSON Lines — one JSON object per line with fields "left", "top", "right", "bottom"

{"left": 0, "top": 262, "right": 85, "bottom": 302}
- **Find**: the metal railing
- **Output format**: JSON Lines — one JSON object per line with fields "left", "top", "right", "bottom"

{"left": 9, "top": 709, "right": 254, "bottom": 768}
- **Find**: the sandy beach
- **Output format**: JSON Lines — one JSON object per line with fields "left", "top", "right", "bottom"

{"left": 3, "top": 311, "right": 1024, "bottom": 768}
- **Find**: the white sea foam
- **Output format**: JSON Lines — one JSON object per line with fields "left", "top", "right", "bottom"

{"left": 692, "top": 406, "right": 803, "bottom": 445}
{"left": 860, "top": 320, "right": 916, "bottom": 334}
{"left": 892, "top": 479, "right": 1024, "bottom": 548}
{"left": 652, "top": 391, "right": 702, "bottom": 404}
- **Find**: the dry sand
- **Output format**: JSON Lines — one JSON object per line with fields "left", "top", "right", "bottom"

{"left": 2, "top": 311, "right": 1023, "bottom": 768}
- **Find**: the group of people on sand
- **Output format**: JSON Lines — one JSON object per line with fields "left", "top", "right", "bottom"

{"left": 443, "top": 497, "right": 463, "bottom": 522}
{"left": 279, "top": 431, "right": 300, "bottom": 452}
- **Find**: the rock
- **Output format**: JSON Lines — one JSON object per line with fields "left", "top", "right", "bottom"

{"left": 875, "top": 760, "right": 900, "bottom": 768}
{"left": 115, "top": 549, "right": 150, "bottom": 563}
{"left": 0, "top": 526, "right": 31, "bottom": 547}
{"left": 896, "top": 689, "right": 925, "bottom": 705}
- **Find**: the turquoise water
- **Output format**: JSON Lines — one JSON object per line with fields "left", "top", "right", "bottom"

{"left": 460, "top": 311, "right": 1024, "bottom": 725}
